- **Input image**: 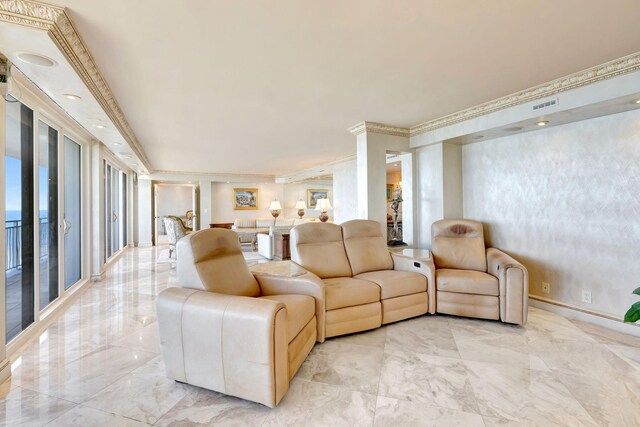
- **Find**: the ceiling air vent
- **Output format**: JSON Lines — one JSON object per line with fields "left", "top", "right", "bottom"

{"left": 533, "top": 99, "right": 558, "bottom": 111}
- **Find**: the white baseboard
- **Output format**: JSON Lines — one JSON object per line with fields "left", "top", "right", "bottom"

{"left": 0, "top": 358, "right": 10, "bottom": 384}
{"left": 91, "top": 271, "right": 105, "bottom": 282}
{"left": 529, "top": 296, "right": 640, "bottom": 338}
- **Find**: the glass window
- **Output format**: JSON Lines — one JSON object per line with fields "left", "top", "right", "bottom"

{"left": 63, "top": 136, "right": 81, "bottom": 289}
{"left": 38, "top": 121, "right": 59, "bottom": 309}
{"left": 5, "top": 98, "right": 35, "bottom": 342}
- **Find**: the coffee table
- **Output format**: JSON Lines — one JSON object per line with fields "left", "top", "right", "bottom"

{"left": 235, "top": 230, "right": 258, "bottom": 251}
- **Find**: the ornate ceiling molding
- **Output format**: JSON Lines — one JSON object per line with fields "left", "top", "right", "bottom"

{"left": 152, "top": 169, "right": 276, "bottom": 179}
{"left": 410, "top": 51, "right": 640, "bottom": 136}
{"left": 0, "top": 0, "right": 153, "bottom": 172}
{"left": 348, "top": 121, "right": 410, "bottom": 137}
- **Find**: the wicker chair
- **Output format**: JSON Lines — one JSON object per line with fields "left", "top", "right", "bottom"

{"left": 164, "top": 216, "right": 188, "bottom": 258}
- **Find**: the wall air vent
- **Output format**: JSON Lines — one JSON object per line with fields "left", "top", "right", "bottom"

{"left": 533, "top": 99, "right": 558, "bottom": 110}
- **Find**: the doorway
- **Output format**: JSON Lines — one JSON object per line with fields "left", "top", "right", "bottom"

{"left": 152, "top": 182, "right": 198, "bottom": 246}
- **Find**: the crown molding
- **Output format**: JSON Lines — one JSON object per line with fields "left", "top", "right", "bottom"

{"left": 0, "top": 0, "right": 153, "bottom": 172}
{"left": 152, "top": 169, "right": 276, "bottom": 179}
{"left": 348, "top": 121, "right": 410, "bottom": 137}
{"left": 411, "top": 51, "right": 640, "bottom": 136}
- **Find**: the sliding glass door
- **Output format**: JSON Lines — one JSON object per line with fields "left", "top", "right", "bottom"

{"left": 63, "top": 137, "right": 82, "bottom": 290}
{"left": 38, "top": 121, "right": 59, "bottom": 309}
{"left": 5, "top": 98, "right": 84, "bottom": 343}
{"left": 104, "top": 161, "right": 127, "bottom": 260}
{"left": 5, "top": 98, "right": 35, "bottom": 342}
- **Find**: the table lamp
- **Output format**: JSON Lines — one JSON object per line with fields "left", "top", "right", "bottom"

{"left": 269, "top": 200, "right": 282, "bottom": 219}
{"left": 316, "top": 198, "right": 332, "bottom": 222}
{"left": 295, "top": 200, "right": 307, "bottom": 219}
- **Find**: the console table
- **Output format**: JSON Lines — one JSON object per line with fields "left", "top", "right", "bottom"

{"left": 273, "top": 233, "right": 291, "bottom": 260}
{"left": 209, "top": 222, "right": 234, "bottom": 229}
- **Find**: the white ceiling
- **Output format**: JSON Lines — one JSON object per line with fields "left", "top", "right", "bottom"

{"left": 0, "top": 24, "right": 148, "bottom": 173}
{"left": 10, "top": 1, "right": 640, "bottom": 175}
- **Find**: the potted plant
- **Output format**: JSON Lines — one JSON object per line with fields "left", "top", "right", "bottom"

{"left": 624, "top": 287, "right": 640, "bottom": 323}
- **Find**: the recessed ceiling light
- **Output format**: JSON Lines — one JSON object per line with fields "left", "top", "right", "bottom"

{"left": 112, "top": 142, "right": 121, "bottom": 146}
{"left": 95, "top": 124, "right": 106, "bottom": 129}
{"left": 16, "top": 52, "right": 57, "bottom": 67}
{"left": 536, "top": 121, "right": 549, "bottom": 127}
{"left": 119, "top": 153, "right": 132, "bottom": 159}
{"left": 505, "top": 126, "right": 523, "bottom": 132}
{"left": 634, "top": 99, "right": 640, "bottom": 104}
{"left": 131, "top": 163, "right": 138, "bottom": 166}
{"left": 63, "top": 93, "right": 81, "bottom": 100}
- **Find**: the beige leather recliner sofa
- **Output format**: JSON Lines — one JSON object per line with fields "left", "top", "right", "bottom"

{"left": 156, "top": 228, "right": 325, "bottom": 407}
{"left": 431, "top": 219, "right": 528, "bottom": 325}
{"left": 290, "top": 219, "right": 435, "bottom": 338}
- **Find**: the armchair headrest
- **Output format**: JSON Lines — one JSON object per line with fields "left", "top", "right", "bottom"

{"left": 431, "top": 219, "right": 487, "bottom": 272}
{"left": 341, "top": 220, "right": 393, "bottom": 275}
{"left": 177, "top": 228, "right": 260, "bottom": 296}
{"left": 290, "top": 222, "right": 352, "bottom": 278}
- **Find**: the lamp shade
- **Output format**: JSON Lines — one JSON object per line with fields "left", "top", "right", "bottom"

{"left": 269, "top": 201, "right": 282, "bottom": 210}
{"left": 295, "top": 200, "right": 307, "bottom": 209}
{"left": 316, "top": 198, "right": 332, "bottom": 211}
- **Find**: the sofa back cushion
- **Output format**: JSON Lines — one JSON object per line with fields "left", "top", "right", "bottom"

{"left": 269, "top": 225, "right": 293, "bottom": 236}
{"left": 341, "top": 220, "right": 393, "bottom": 275}
{"left": 290, "top": 222, "right": 352, "bottom": 279}
{"left": 177, "top": 228, "right": 260, "bottom": 296}
{"left": 276, "top": 218, "right": 295, "bottom": 227}
{"left": 431, "top": 219, "right": 487, "bottom": 272}
{"left": 234, "top": 219, "right": 256, "bottom": 229}
{"left": 256, "top": 218, "right": 276, "bottom": 228}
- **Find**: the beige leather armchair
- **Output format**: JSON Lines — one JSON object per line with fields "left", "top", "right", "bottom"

{"left": 431, "top": 219, "right": 528, "bottom": 325}
{"left": 156, "top": 228, "right": 322, "bottom": 407}
{"left": 290, "top": 220, "right": 434, "bottom": 338}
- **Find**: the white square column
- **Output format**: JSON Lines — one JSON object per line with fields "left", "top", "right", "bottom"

{"left": 350, "top": 122, "right": 411, "bottom": 239}
{"left": 198, "top": 179, "right": 212, "bottom": 230}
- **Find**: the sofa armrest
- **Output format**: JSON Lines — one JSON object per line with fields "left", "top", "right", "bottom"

{"left": 390, "top": 250, "right": 436, "bottom": 314}
{"left": 252, "top": 262, "right": 327, "bottom": 342}
{"left": 486, "top": 248, "right": 529, "bottom": 325}
{"left": 156, "top": 287, "right": 289, "bottom": 407}
{"left": 256, "top": 233, "right": 273, "bottom": 259}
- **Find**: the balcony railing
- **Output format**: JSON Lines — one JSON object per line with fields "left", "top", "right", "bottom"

{"left": 5, "top": 218, "right": 49, "bottom": 272}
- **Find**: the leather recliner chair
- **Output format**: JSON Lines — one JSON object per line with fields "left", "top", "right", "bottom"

{"left": 431, "top": 219, "right": 528, "bottom": 325}
{"left": 290, "top": 219, "right": 435, "bottom": 338}
{"left": 156, "top": 228, "right": 325, "bottom": 407}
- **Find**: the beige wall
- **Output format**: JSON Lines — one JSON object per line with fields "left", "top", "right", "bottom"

{"left": 156, "top": 185, "right": 193, "bottom": 219}
{"left": 332, "top": 160, "right": 359, "bottom": 224}
{"left": 462, "top": 109, "right": 640, "bottom": 317}
{"left": 210, "top": 182, "right": 332, "bottom": 223}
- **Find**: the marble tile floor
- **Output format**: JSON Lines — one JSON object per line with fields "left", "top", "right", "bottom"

{"left": 1, "top": 246, "right": 640, "bottom": 426}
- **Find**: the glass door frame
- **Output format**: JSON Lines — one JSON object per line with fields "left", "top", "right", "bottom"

{"left": 36, "top": 117, "right": 61, "bottom": 312}
{"left": 4, "top": 78, "right": 91, "bottom": 349}
{"left": 103, "top": 159, "right": 129, "bottom": 263}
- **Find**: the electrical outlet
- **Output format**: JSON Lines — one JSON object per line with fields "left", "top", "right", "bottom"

{"left": 581, "top": 290, "right": 592, "bottom": 304}
{"left": 541, "top": 282, "right": 550, "bottom": 294}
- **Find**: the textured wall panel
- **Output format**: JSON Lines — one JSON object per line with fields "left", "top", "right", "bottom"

{"left": 463, "top": 109, "right": 640, "bottom": 317}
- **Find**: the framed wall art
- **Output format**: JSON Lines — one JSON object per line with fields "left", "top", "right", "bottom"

{"left": 386, "top": 184, "right": 394, "bottom": 202}
{"left": 233, "top": 188, "right": 259, "bottom": 210}
{"left": 307, "top": 189, "right": 329, "bottom": 209}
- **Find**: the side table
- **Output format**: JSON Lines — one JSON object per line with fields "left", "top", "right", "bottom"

{"left": 273, "top": 233, "right": 291, "bottom": 260}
